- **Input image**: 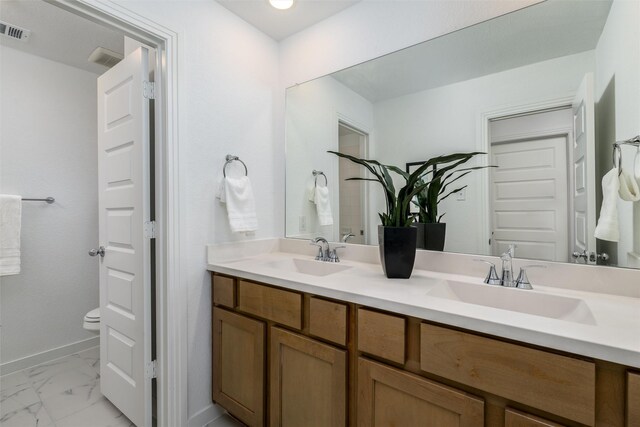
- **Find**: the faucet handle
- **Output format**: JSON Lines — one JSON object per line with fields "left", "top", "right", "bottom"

{"left": 514, "top": 265, "right": 546, "bottom": 290}
{"left": 473, "top": 259, "right": 501, "bottom": 285}
{"left": 309, "top": 240, "right": 324, "bottom": 260}
{"left": 329, "top": 245, "right": 346, "bottom": 262}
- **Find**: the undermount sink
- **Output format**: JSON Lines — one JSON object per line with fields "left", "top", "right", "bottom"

{"left": 426, "top": 280, "right": 597, "bottom": 325}
{"left": 261, "top": 258, "right": 352, "bottom": 277}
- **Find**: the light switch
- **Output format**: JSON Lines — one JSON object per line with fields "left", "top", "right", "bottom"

{"left": 456, "top": 188, "right": 466, "bottom": 201}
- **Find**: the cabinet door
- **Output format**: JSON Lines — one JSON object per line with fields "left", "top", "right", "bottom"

{"left": 213, "top": 307, "right": 265, "bottom": 427}
{"left": 270, "top": 327, "right": 347, "bottom": 427}
{"left": 358, "top": 358, "right": 484, "bottom": 427}
{"left": 505, "top": 408, "right": 565, "bottom": 427}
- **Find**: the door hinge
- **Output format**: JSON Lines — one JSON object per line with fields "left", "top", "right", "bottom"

{"left": 143, "top": 81, "right": 155, "bottom": 99}
{"left": 144, "top": 220, "right": 157, "bottom": 239}
{"left": 145, "top": 360, "right": 158, "bottom": 379}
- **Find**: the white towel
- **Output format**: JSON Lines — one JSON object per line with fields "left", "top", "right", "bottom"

{"left": 594, "top": 169, "right": 620, "bottom": 242}
{"left": 217, "top": 176, "right": 258, "bottom": 233}
{"left": 0, "top": 195, "right": 22, "bottom": 276}
{"left": 619, "top": 169, "right": 640, "bottom": 201}
{"left": 313, "top": 186, "right": 333, "bottom": 226}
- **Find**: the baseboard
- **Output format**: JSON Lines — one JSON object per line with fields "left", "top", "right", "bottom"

{"left": 188, "top": 403, "right": 225, "bottom": 427}
{"left": 0, "top": 336, "right": 99, "bottom": 375}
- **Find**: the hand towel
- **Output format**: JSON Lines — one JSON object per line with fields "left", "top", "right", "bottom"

{"left": 619, "top": 169, "right": 640, "bottom": 201}
{"left": 594, "top": 169, "right": 620, "bottom": 242}
{"left": 0, "top": 195, "right": 22, "bottom": 276}
{"left": 219, "top": 176, "right": 258, "bottom": 233}
{"left": 313, "top": 186, "right": 333, "bottom": 226}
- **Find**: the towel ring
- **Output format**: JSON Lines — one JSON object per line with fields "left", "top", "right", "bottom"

{"left": 313, "top": 170, "right": 327, "bottom": 187}
{"left": 223, "top": 155, "right": 248, "bottom": 177}
{"left": 613, "top": 144, "right": 622, "bottom": 174}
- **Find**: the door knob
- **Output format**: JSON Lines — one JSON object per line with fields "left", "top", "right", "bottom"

{"left": 89, "top": 246, "right": 105, "bottom": 257}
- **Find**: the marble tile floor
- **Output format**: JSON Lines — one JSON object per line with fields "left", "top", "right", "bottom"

{"left": 0, "top": 347, "right": 134, "bottom": 427}
{"left": 206, "top": 414, "right": 243, "bottom": 427}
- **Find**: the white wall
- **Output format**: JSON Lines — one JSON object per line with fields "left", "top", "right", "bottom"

{"left": 110, "top": 1, "right": 281, "bottom": 422}
{"left": 0, "top": 47, "right": 99, "bottom": 363}
{"left": 594, "top": 0, "right": 640, "bottom": 268}
{"left": 285, "top": 76, "right": 373, "bottom": 241}
{"left": 372, "top": 51, "right": 595, "bottom": 254}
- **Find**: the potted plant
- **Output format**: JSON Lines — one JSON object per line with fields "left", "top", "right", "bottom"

{"left": 328, "top": 151, "right": 476, "bottom": 278}
{"left": 412, "top": 152, "right": 494, "bottom": 251}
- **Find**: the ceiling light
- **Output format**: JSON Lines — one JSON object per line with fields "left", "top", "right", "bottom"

{"left": 269, "top": 0, "right": 294, "bottom": 10}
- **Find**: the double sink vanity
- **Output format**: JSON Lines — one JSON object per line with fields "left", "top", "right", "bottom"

{"left": 207, "top": 238, "right": 640, "bottom": 427}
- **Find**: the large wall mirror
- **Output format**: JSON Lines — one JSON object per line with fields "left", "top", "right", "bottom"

{"left": 285, "top": 0, "right": 640, "bottom": 269}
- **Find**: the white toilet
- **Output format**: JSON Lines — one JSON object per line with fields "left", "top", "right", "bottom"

{"left": 83, "top": 308, "right": 100, "bottom": 333}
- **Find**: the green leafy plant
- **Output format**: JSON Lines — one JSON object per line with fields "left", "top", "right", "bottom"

{"left": 414, "top": 152, "right": 494, "bottom": 223}
{"left": 328, "top": 151, "right": 489, "bottom": 227}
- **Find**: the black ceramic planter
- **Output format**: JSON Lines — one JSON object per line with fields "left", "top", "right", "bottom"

{"left": 414, "top": 222, "right": 446, "bottom": 251}
{"left": 378, "top": 225, "right": 417, "bottom": 279}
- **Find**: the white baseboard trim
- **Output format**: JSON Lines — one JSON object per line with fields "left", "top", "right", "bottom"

{"left": 0, "top": 336, "right": 99, "bottom": 375}
{"left": 187, "top": 403, "right": 225, "bottom": 427}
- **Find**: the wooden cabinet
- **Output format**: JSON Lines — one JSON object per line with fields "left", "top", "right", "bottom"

{"left": 628, "top": 371, "right": 640, "bottom": 427}
{"left": 357, "top": 308, "right": 405, "bottom": 364}
{"left": 270, "top": 327, "right": 347, "bottom": 426}
{"left": 358, "top": 358, "right": 484, "bottom": 427}
{"left": 211, "top": 272, "right": 632, "bottom": 427}
{"left": 505, "top": 408, "right": 565, "bottom": 427}
{"left": 420, "top": 323, "right": 595, "bottom": 425}
{"left": 212, "top": 307, "right": 265, "bottom": 427}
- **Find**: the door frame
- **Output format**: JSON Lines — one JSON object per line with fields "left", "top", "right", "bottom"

{"left": 476, "top": 95, "right": 574, "bottom": 256}
{"left": 336, "top": 115, "right": 371, "bottom": 244}
{"left": 46, "top": 1, "right": 185, "bottom": 426}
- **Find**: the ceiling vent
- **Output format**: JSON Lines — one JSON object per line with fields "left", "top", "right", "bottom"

{"left": 0, "top": 20, "right": 31, "bottom": 42}
{"left": 88, "top": 47, "right": 123, "bottom": 68}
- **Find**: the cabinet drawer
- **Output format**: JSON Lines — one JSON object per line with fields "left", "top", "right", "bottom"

{"left": 505, "top": 408, "right": 565, "bottom": 427}
{"left": 628, "top": 371, "right": 640, "bottom": 427}
{"left": 212, "top": 274, "right": 235, "bottom": 308}
{"left": 309, "top": 297, "right": 347, "bottom": 346}
{"left": 237, "top": 280, "right": 302, "bottom": 329}
{"left": 357, "top": 308, "right": 405, "bottom": 364}
{"left": 420, "top": 324, "right": 595, "bottom": 426}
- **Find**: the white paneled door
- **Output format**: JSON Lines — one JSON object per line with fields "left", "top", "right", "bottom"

{"left": 97, "top": 47, "right": 152, "bottom": 427}
{"left": 491, "top": 137, "right": 569, "bottom": 262}
{"left": 572, "top": 73, "right": 597, "bottom": 264}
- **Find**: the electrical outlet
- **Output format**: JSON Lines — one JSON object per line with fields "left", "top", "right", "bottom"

{"left": 299, "top": 216, "right": 307, "bottom": 232}
{"left": 456, "top": 188, "right": 466, "bottom": 201}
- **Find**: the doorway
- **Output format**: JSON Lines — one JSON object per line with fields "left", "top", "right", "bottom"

{"left": 0, "top": 0, "right": 176, "bottom": 425}
{"left": 488, "top": 107, "right": 573, "bottom": 262}
{"left": 338, "top": 123, "right": 368, "bottom": 244}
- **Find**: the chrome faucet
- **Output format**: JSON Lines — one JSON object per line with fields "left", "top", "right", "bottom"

{"left": 310, "top": 237, "right": 330, "bottom": 261}
{"left": 500, "top": 244, "right": 516, "bottom": 287}
{"left": 310, "top": 237, "right": 345, "bottom": 262}
{"left": 341, "top": 232, "right": 355, "bottom": 243}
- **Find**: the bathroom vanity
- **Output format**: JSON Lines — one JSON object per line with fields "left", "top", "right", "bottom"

{"left": 207, "top": 239, "right": 640, "bottom": 427}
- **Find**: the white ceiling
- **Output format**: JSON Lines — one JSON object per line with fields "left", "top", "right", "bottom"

{"left": 0, "top": 0, "right": 124, "bottom": 74}
{"left": 331, "top": 0, "right": 613, "bottom": 103}
{"left": 216, "top": 0, "right": 361, "bottom": 41}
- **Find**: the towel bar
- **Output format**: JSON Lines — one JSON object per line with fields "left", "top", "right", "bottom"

{"left": 22, "top": 197, "right": 55, "bottom": 204}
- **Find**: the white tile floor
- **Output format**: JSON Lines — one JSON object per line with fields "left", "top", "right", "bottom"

{"left": 0, "top": 347, "right": 134, "bottom": 427}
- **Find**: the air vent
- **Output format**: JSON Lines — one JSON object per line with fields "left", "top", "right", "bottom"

{"left": 88, "top": 47, "right": 123, "bottom": 68}
{"left": 0, "top": 20, "right": 31, "bottom": 42}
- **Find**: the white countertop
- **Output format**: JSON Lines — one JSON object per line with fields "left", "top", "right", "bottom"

{"left": 207, "top": 239, "right": 640, "bottom": 368}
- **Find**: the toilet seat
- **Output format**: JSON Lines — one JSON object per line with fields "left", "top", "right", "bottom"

{"left": 83, "top": 308, "right": 100, "bottom": 332}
